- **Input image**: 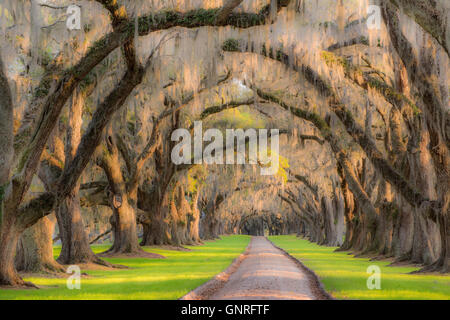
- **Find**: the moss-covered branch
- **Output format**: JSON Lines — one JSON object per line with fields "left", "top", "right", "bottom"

{"left": 17, "top": 192, "right": 56, "bottom": 231}
{"left": 199, "top": 98, "right": 255, "bottom": 120}
{"left": 326, "top": 36, "right": 369, "bottom": 51}
{"left": 321, "top": 50, "right": 420, "bottom": 117}
{"left": 136, "top": 1, "right": 287, "bottom": 35}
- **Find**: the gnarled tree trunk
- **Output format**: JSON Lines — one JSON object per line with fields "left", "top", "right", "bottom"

{"left": 56, "top": 184, "right": 104, "bottom": 265}
{"left": 56, "top": 91, "right": 105, "bottom": 265}
{"left": 0, "top": 216, "right": 23, "bottom": 286}
{"left": 107, "top": 195, "right": 141, "bottom": 254}
{"left": 188, "top": 191, "right": 201, "bottom": 244}
{"left": 97, "top": 126, "right": 142, "bottom": 255}
{"left": 15, "top": 215, "right": 64, "bottom": 273}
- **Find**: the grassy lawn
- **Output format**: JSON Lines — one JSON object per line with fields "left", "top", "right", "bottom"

{"left": 269, "top": 235, "right": 450, "bottom": 300}
{"left": 0, "top": 235, "right": 250, "bottom": 300}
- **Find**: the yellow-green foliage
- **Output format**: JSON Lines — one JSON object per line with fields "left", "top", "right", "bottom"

{"left": 209, "top": 108, "right": 265, "bottom": 130}
{"left": 256, "top": 144, "right": 290, "bottom": 182}
{"left": 0, "top": 6, "right": 14, "bottom": 28}
{"left": 321, "top": 51, "right": 350, "bottom": 71}
{"left": 187, "top": 165, "right": 207, "bottom": 194}
{"left": 277, "top": 154, "right": 290, "bottom": 182}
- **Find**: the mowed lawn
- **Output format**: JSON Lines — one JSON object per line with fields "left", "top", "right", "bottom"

{"left": 0, "top": 235, "right": 250, "bottom": 300}
{"left": 269, "top": 235, "right": 450, "bottom": 300}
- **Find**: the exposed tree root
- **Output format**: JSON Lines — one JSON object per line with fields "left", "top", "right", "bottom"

{"left": 99, "top": 249, "right": 165, "bottom": 259}
{"left": 412, "top": 257, "right": 449, "bottom": 274}
{"left": 23, "top": 261, "right": 66, "bottom": 275}
{"left": 391, "top": 251, "right": 413, "bottom": 265}
{"left": 143, "top": 244, "right": 192, "bottom": 252}
{"left": 0, "top": 274, "right": 40, "bottom": 289}
{"left": 353, "top": 251, "right": 376, "bottom": 258}
{"left": 369, "top": 255, "right": 391, "bottom": 262}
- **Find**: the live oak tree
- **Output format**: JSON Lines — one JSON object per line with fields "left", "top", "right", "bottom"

{"left": 0, "top": 0, "right": 290, "bottom": 287}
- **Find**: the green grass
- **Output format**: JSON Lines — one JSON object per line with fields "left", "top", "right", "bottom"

{"left": 0, "top": 235, "right": 250, "bottom": 300}
{"left": 269, "top": 235, "right": 450, "bottom": 300}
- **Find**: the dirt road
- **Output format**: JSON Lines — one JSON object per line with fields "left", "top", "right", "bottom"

{"left": 206, "top": 236, "right": 324, "bottom": 300}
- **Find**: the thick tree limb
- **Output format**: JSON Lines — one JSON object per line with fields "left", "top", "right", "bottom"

{"left": 214, "top": 0, "right": 245, "bottom": 25}
{"left": 89, "top": 228, "right": 112, "bottom": 244}
{"left": 115, "top": 134, "right": 135, "bottom": 176}
{"left": 0, "top": 52, "right": 13, "bottom": 186}
{"left": 292, "top": 173, "right": 319, "bottom": 198}
{"left": 14, "top": 30, "right": 129, "bottom": 157}
{"left": 1, "top": 0, "right": 286, "bottom": 286}
{"left": 80, "top": 188, "right": 109, "bottom": 208}
{"left": 298, "top": 135, "right": 325, "bottom": 145}
{"left": 386, "top": 0, "right": 449, "bottom": 56}
{"left": 16, "top": 0, "right": 287, "bottom": 156}
{"left": 321, "top": 50, "right": 419, "bottom": 120}
{"left": 80, "top": 181, "right": 109, "bottom": 190}
{"left": 382, "top": 1, "right": 450, "bottom": 156}
{"left": 326, "top": 36, "right": 369, "bottom": 51}
{"left": 58, "top": 66, "right": 145, "bottom": 200}
{"left": 127, "top": 71, "right": 233, "bottom": 191}
{"left": 16, "top": 193, "right": 56, "bottom": 231}
{"left": 199, "top": 98, "right": 255, "bottom": 120}
{"left": 279, "top": 193, "right": 315, "bottom": 224}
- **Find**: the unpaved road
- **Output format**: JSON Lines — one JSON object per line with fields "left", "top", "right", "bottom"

{"left": 207, "top": 237, "right": 322, "bottom": 300}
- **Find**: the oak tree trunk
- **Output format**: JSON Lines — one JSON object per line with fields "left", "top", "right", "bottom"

{"left": 56, "top": 185, "right": 103, "bottom": 265}
{"left": 107, "top": 194, "right": 141, "bottom": 254}
{"left": 15, "top": 215, "right": 64, "bottom": 273}
{"left": 0, "top": 217, "right": 23, "bottom": 286}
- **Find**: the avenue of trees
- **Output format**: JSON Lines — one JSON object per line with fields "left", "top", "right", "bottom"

{"left": 0, "top": 0, "right": 448, "bottom": 287}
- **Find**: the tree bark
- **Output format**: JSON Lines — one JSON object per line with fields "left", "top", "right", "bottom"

{"left": 107, "top": 195, "right": 141, "bottom": 254}
{"left": 188, "top": 191, "right": 201, "bottom": 244}
{"left": 140, "top": 113, "right": 179, "bottom": 246}
{"left": 97, "top": 125, "right": 142, "bottom": 255}
{"left": 56, "top": 91, "right": 104, "bottom": 265}
{"left": 15, "top": 215, "right": 64, "bottom": 273}
{"left": 382, "top": 1, "right": 450, "bottom": 271}
{"left": 0, "top": 50, "right": 13, "bottom": 188}
{"left": 141, "top": 201, "right": 171, "bottom": 246}
{"left": 201, "top": 212, "right": 221, "bottom": 240}
{"left": 0, "top": 218, "right": 24, "bottom": 286}
{"left": 56, "top": 185, "right": 104, "bottom": 265}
